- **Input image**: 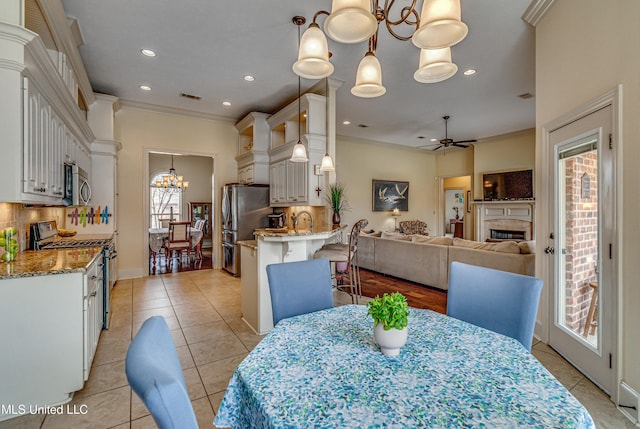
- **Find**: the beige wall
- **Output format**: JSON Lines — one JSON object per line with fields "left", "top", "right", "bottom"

{"left": 114, "top": 106, "right": 237, "bottom": 278}
{"left": 336, "top": 137, "right": 438, "bottom": 234}
{"left": 536, "top": 0, "right": 640, "bottom": 398}
{"left": 473, "top": 129, "right": 535, "bottom": 199}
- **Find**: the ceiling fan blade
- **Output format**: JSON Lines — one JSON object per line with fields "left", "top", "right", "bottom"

{"left": 452, "top": 139, "right": 477, "bottom": 144}
{"left": 431, "top": 145, "right": 443, "bottom": 151}
{"left": 452, "top": 143, "right": 469, "bottom": 148}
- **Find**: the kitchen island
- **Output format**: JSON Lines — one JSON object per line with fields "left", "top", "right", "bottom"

{"left": 239, "top": 225, "right": 345, "bottom": 334}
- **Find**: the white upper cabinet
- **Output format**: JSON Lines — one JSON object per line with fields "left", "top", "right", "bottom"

{"left": 267, "top": 94, "right": 326, "bottom": 207}
{"left": 235, "top": 112, "right": 270, "bottom": 184}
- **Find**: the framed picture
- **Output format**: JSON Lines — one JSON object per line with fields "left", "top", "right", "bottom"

{"left": 372, "top": 179, "right": 409, "bottom": 211}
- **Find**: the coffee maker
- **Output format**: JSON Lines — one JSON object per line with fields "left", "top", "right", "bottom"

{"left": 268, "top": 213, "right": 285, "bottom": 229}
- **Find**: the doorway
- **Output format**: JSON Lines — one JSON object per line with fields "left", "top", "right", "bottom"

{"left": 144, "top": 150, "right": 216, "bottom": 275}
{"left": 547, "top": 103, "right": 616, "bottom": 395}
{"left": 441, "top": 176, "right": 471, "bottom": 239}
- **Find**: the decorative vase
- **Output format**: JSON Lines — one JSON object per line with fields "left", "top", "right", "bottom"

{"left": 332, "top": 211, "right": 341, "bottom": 226}
{"left": 373, "top": 324, "right": 408, "bottom": 356}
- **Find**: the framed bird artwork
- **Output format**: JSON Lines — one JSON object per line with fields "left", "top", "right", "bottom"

{"left": 372, "top": 179, "right": 409, "bottom": 212}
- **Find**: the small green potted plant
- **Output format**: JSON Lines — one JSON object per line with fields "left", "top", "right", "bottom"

{"left": 366, "top": 292, "right": 409, "bottom": 356}
{"left": 326, "top": 182, "right": 348, "bottom": 226}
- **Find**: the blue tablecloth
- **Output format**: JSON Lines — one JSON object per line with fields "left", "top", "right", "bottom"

{"left": 214, "top": 305, "right": 595, "bottom": 429}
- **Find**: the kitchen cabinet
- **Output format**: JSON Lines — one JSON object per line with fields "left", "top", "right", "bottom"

{"left": 189, "top": 202, "right": 213, "bottom": 240}
{"left": 0, "top": 252, "right": 103, "bottom": 418}
{"left": 0, "top": 24, "right": 94, "bottom": 204}
{"left": 267, "top": 94, "right": 326, "bottom": 207}
{"left": 235, "top": 112, "right": 270, "bottom": 184}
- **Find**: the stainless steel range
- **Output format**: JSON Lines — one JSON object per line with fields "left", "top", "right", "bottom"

{"left": 29, "top": 220, "right": 118, "bottom": 329}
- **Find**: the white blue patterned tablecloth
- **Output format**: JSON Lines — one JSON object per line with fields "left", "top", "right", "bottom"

{"left": 214, "top": 305, "right": 595, "bottom": 429}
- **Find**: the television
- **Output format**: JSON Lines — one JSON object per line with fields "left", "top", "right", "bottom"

{"left": 482, "top": 169, "right": 534, "bottom": 200}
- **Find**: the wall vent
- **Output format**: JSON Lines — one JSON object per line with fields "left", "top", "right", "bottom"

{"left": 180, "top": 93, "right": 201, "bottom": 100}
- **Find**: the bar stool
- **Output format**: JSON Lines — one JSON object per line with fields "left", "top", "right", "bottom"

{"left": 582, "top": 282, "right": 598, "bottom": 338}
{"left": 314, "top": 219, "right": 368, "bottom": 304}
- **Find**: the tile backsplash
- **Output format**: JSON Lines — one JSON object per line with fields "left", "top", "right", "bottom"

{"left": 0, "top": 203, "right": 67, "bottom": 251}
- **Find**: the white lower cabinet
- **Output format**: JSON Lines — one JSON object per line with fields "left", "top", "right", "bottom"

{"left": 0, "top": 256, "right": 103, "bottom": 421}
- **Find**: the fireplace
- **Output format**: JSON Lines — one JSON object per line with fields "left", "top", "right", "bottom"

{"left": 474, "top": 201, "right": 535, "bottom": 242}
{"left": 490, "top": 229, "right": 527, "bottom": 241}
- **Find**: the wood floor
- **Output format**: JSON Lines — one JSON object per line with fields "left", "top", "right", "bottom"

{"left": 358, "top": 268, "right": 447, "bottom": 314}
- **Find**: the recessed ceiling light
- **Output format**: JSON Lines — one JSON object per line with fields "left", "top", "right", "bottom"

{"left": 139, "top": 85, "right": 152, "bottom": 91}
{"left": 342, "top": 121, "right": 351, "bottom": 125}
{"left": 140, "top": 49, "right": 157, "bottom": 57}
{"left": 463, "top": 69, "right": 477, "bottom": 76}
{"left": 430, "top": 138, "right": 438, "bottom": 142}
{"left": 222, "top": 101, "right": 231, "bottom": 107}
{"left": 243, "top": 75, "right": 255, "bottom": 82}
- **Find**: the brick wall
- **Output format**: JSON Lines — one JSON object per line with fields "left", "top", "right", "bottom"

{"left": 563, "top": 152, "right": 598, "bottom": 333}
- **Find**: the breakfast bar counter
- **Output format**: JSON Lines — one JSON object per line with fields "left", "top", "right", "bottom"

{"left": 240, "top": 226, "right": 345, "bottom": 334}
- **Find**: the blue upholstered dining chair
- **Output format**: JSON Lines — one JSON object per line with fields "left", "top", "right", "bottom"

{"left": 125, "top": 316, "right": 198, "bottom": 429}
{"left": 447, "top": 262, "right": 543, "bottom": 352}
{"left": 266, "top": 258, "right": 334, "bottom": 325}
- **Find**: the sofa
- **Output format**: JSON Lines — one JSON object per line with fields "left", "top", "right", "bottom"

{"left": 357, "top": 232, "right": 535, "bottom": 291}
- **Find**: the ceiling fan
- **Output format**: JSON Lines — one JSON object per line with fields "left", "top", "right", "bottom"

{"left": 420, "top": 116, "right": 477, "bottom": 151}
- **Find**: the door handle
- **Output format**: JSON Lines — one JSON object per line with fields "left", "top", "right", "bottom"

{"left": 544, "top": 246, "right": 555, "bottom": 254}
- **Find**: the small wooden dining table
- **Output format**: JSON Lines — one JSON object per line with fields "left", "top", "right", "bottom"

{"left": 214, "top": 305, "right": 595, "bottom": 429}
{"left": 148, "top": 227, "right": 204, "bottom": 264}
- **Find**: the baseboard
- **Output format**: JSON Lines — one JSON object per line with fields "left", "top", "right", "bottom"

{"left": 117, "top": 268, "right": 145, "bottom": 280}
{"left": 618, "top": 382, "right": 639, "bottom": 426}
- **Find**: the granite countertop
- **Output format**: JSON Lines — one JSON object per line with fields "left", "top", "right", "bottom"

{"left": 237, "top": 240, "right": 257, "bottom": 250}
{"left": 254, "top": 225, "right": 346, "bottom": 237}
{"left": 0, "top": 247, "right": 103, "bottom": 280}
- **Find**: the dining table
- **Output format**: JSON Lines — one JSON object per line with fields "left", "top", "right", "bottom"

{"left": 148, "top": 227, "right": 204, "bottom": 264}
{"left": 214, "top": 305, "right": 595, "bottom": 429}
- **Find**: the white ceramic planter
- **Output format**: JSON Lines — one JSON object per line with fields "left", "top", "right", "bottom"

{"left": 373, "top": 324, "right": 408, "bottom": 356}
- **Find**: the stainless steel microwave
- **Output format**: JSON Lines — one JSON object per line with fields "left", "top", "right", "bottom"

{"left": 63, "top": 164, "right": 92, "bottom": 206}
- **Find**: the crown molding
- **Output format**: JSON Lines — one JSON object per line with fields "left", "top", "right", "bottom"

{"left": 522, "top": 0, "right": 556, "bottom": 26}
{"left": 118, "top": 99, "right": 236, "bottom": 123}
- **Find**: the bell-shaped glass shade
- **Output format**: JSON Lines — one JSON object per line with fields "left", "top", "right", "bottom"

{"left": 412, "top": 0, "right": 468, "bottom": 49}
{"left": 414, "top": 47, "right": 458, "bottom": 83}
{"left": 324, "top": 0, "right": 377, "bottom": 43}
{"left": 293, "top": 23, "right": 334, "bottom": 79}
{"left": 291, "top": 140, "right": 309, "bottom": 162}
{"left": 320, "top": 153, "right": 335, "bottom": 171}
{"left": 351, "top": 52, "right": 386, "bottom": 98}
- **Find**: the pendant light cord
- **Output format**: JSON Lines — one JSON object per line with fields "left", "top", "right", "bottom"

{"left": 298, "top": 23, "right": 302, "bottom": 144}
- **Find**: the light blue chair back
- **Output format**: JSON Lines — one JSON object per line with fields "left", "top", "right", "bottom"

{"left": 266, "top": 258, "right": 334, "bottom": 325}
{"left": 125, "top": 316, "right": 198, "bottom": 429}
{"left": 447, "top": 262, "right": 543, "bottom": 351}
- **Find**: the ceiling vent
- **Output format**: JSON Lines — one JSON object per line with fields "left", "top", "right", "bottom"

{"left": 180, "top": 92, "right": 201, "bottom": 101}
{"left": 518, "top": 92, "right": 534, "bottom": 99}
{"left": 357, "top": 124, "right": 369, "bottom": 128}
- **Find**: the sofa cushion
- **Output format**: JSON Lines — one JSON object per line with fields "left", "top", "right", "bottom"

{"left": 412, "top": 235, "right": 454, "bottom": 246}
{"left": 381, "top": 232, "right": 411, "bottom": 240}
{"left": 452, "top": 238, "right": 520, "bottom": 254}
{"left": 518, "top": 240, "right": 536, "bottom": 254}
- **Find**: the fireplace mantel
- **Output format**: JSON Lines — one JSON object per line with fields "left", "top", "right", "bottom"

{"left": 473, "top": 201, "right": 535, "bottom": 242}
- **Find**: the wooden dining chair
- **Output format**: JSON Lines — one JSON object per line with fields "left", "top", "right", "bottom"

{"left": 447, "top": 262, "right": 543, "bottom": 351}
{"left": 159, "top": 218, "right": 171, "bottom": 228}
{"left": 165, "top": 221, "right": 191, "bottom": 267}
{"left": 125, "top": 316, "right": 198, "bottom": 429}
{"left": 266, "top": 258, "right": 334, "bottom": 325}
{"left": 313, "top": 219, "right": 369, "bottom": 304}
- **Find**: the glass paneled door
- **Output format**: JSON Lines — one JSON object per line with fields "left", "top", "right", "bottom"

{"left": 549, "top": 105, "right": 614, "bottom": 394}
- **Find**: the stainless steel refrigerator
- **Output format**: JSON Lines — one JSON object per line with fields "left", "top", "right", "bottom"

{"left": 222, "top": 184, "right": 270, "bottom": 275}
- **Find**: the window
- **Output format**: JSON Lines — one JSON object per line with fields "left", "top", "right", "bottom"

{"left": 150, "top": 172, "right": 183, "bottom": 228}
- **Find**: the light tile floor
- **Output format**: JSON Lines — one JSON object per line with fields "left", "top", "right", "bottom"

{"left": 0, "top": 269, "right": 635, "bottom": 428}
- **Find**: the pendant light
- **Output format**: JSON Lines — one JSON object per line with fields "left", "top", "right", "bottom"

{"left": 293, "top": 22, "right": 334, "bottom": 79}
{"left": 351, "top": 51, "right": 386, "bottom": 98}
{"left": 413, "top": 47, "right": 458, "bottom": 83}
{"left": 320, "top": 78, "right": 335, "bottom": 172}
{"left": 324, "top": 0, "right": 377, "bottom": 44}
{"left": 412, "top": 0, "right": 468, "bottom": 49}
{"left": 291, "top": 17, "right": 309, "bottom": 163}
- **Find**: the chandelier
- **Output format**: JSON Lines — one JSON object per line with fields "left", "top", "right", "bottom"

{"left": 155, "top": 156, "right": 189, "bottom": 193}
{"left": 293, "top": 0, "right": 468, "bottom": 97}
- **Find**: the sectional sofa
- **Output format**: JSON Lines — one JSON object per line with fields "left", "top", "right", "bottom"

{"left": 357, "top": 232, "right": 535, "bottom": 290}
